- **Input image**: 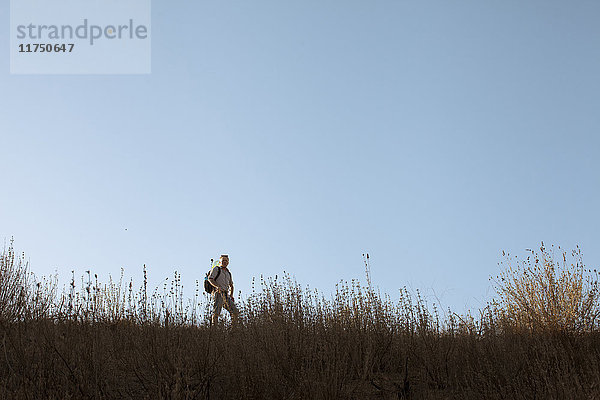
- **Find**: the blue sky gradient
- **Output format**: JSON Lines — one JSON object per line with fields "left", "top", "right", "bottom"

{"left": 1, "top": 0, "right": 599, "bottom": 313}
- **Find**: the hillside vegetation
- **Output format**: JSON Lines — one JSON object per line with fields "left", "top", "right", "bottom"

{"left": 1, "top": 241, "right": 599, "bottom": 399}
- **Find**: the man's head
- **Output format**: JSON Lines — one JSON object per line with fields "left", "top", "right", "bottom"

{"left": 220, "top": 254, "right": 229, "bottom": 268}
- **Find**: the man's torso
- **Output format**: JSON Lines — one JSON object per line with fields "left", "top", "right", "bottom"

{"left": 209, "top": 266, "right": 232, "bottom": 291}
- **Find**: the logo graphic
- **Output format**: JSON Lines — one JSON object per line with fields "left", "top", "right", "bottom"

{"left": 10, "top": 0, "right": 151, "bottom": 74}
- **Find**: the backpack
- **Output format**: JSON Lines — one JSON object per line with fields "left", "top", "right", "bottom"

{"left": 204, "top": 266, "right": 221, "bottom": 294}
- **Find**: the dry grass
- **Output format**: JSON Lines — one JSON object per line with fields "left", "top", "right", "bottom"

{"left": 1, "top": 242, "right": 600, "bottom": 399}
{"left": 491, "top": 243, "right": 600, "bottom": 332}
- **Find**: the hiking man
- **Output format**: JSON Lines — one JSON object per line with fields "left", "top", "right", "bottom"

{"left": 207, "top": 254, "right": 239, "bottom": 325}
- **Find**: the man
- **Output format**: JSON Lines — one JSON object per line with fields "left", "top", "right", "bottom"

{"left": 207, "top": 254, "right": 239, "bottom": 325}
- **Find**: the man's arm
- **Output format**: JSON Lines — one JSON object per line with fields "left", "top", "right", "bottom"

{"left": 207, "top": 268, "right": 221, "bottom": 290}
{"left": 208, "top": 277, "right": 219, "bottom": 289}
{"left": 229, "top": 281, "right": 234, "bottom": 298}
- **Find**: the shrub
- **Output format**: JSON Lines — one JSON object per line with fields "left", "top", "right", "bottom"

{"left": 0, "top": 239, "right": 29, "bottom": 322}
{"left": 491, "top": 243, "right": 600, "bottom": 332}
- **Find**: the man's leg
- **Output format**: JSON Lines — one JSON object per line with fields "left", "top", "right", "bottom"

{"left": 225, "top": 295, "right": 240, "bottom": 325}
{"left": 212, "top": 292, "right": 223, "bottom": 325}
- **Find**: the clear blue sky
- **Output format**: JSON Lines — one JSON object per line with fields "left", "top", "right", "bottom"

{"left": 1, "top": 0, "right": 599, "bottom": 314}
